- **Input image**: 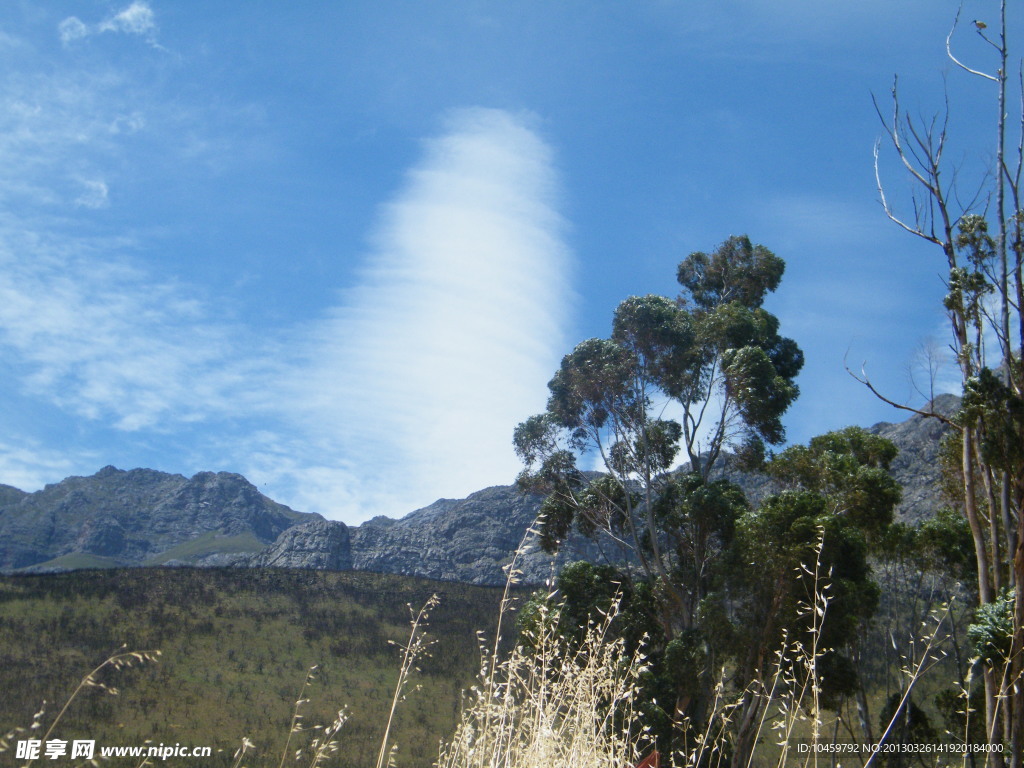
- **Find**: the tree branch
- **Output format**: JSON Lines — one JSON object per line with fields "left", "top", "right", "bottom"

{"left": 844, "top": 355, "right": 958, "bottom": 428}
{"left": 947, "top": 6, "right": 999, "bottom": 82}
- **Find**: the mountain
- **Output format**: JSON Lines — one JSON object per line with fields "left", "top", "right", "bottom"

{"left": 0, "top": 466, "right": 314, "bottom": 571}
{"left": 243, "top": 484, "right": 605, "bottom": 585}
{"left": 0, "top": 399, "right": 959, "bottom": 583}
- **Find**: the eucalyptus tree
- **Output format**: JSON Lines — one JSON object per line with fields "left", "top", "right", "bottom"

{"left": 513, "top": 236, "right": 804, "bottom": 759}
{"left": 514, "top": 236, "right": 803, "bottom": 626}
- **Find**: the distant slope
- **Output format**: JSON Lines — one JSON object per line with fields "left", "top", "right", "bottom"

{"left": 0, "top": 568, "right": 507, "bottom": 768}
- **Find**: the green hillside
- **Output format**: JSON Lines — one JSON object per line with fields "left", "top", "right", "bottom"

{"left": 0, "top": 568, "right": 513, "bottom": 768}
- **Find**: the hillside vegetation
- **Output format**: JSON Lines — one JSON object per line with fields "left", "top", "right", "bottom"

{"left": 0, "top": 568, "right": 512, "bottom": 768}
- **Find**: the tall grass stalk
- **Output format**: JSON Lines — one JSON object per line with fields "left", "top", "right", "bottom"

{"left": 0, "top": 646, "right": 160, "bottom": 768}
{"left": 375, "top": 594, "right": 439, "bottom": 768}
{"left": 862, "top": 600, "right": 952, "bottom": 768}
{"left": 279, "top": 664, "right": 320, "bottom": 768}
{"left": 764, "top": 546, "right": 832, "bottom": 768}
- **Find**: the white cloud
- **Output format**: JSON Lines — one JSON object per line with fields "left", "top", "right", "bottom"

{"left": 0, "top": 223, "right": 260, "bottom": 432}
{"left": 265, "top": 108, "right": 574, "bottom": 521}
{"left": 0, "top": 68, "right": 130, "bottom": 209}
{"left": 58, "top": 17, "right": 89, "bottom": 46}
{"left": 59, "top": 2, "right": 159, "bottom": 48}
{"left": 99, "top": 3, "right": 157, "bottom": 37}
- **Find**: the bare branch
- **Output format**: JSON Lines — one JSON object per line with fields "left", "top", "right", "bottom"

{"left": 1013, "top": 62, "right": 1024, "bottom": 205}
{"left": 874, "top": 139, "right": 942, "bottom": 243}
{"left": 844, "top": 354, "right": 958, "bottom": 428}
{"left": 947, "top": 6, "right": 999, "bottom": 82}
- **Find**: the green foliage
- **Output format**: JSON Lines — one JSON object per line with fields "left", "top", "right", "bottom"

{"left": 653, "top": 473, "right": 745, "bottom": 622}
{"left": 878, "top": 507, "right": 976, "bottom": 585}
{"left": 945, "top": 215, "right": 995, "bottom": 334}
{"left": 536, "top": 475, "right": 636, "bottom": 553}
{"left": 768, "top": 426, "right": 901, "bottom": 536}
{"left": 608, "top": 419, "right": 683, "bottom": 477}
{"left": 676, "top": 235, "right": 785, "bottom": 312}
{"left": 611, "top": 293, "right": 696, "bottom": 396}
{"left": 546, "top": 337, "right": 636, "bottom": 436}
{"left": 730, "top": 429, "right": 900, "bottom": 701}
{"left": 968, "top": 588, "right": 1014, "bottom": 665}
{"left": 960, "top": 366, "right": 1024, "bottom": 481}
{"left": 0, "top": 568, "right": 508, "bottom": 768}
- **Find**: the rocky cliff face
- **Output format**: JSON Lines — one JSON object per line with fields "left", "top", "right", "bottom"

{"left": 347, "top": 484, "right": 599, "bottom": 585}
{"left": 0, "top": 398, "right": 960, "bottom": 582}
{"left": 250, "top": 519, "right": 352, "bottom": 570}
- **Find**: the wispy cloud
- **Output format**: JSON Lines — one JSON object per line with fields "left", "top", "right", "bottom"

{"left": 60, "top": 2, "right": 159, "bottom": 48}
{"left": 262, "top": 108, "right": 574, "bottom": 520}
{"left": 0, "top": 223, "right": 260, "bottom": 432}
{"left": 0, "top": 105, "right": 573, "bottom": 522}
{"left": 99, "top": 2, "right": 157, "bottom": 37}
{"left": 0, "top": 4, "right": 271, "bottom": 437}
{"left": 0, "top": 65, "right": 135, "bottom": 210}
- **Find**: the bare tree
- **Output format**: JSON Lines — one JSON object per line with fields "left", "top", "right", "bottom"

{"left": 871, "top": 3, "right": 1024, "bottom": 762}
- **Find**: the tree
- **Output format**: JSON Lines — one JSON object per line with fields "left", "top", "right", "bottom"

{"left": 514, "top": 236, "right": 802, "bottom": 630}
{"left": 514, "top": 237, "right": 803, "bottom": 761}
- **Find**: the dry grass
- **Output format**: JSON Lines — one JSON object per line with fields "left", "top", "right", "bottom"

{"left": 437, "top": 595, "right": 651, "bottom": 768}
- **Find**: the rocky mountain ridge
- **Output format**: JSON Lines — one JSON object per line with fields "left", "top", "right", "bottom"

{"left": 0, "top": 399, "right": 958, "bottom": 584}
{"left": 0, "top": 466, "right": 311, "bottom": 572}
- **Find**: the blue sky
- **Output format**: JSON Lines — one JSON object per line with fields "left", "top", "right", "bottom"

{"left": 0, "top": 1, "right": 1013, "bottom": 523}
